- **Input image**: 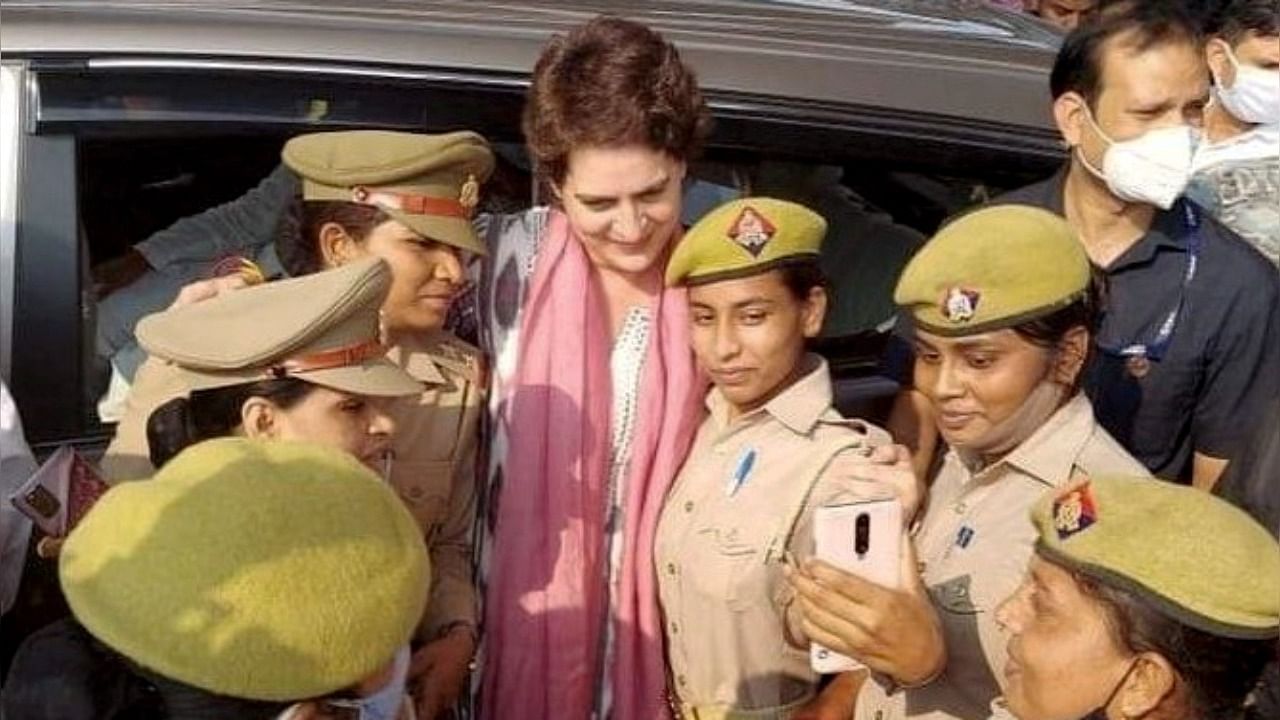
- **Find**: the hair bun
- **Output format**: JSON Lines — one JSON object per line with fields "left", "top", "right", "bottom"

{"left": 145, "top": 396, "right": 199, "bottom": 469}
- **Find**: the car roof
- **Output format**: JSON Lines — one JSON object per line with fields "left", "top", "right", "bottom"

{"left": 1, "top": 0, "right": 1062, "bottom": 130}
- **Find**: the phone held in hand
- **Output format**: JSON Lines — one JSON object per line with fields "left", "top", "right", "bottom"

{"left": 810, "top": 496, "right": 903, "bottom": 674}
{"left": 8, "top": 445, "right": 110, "bottom": 537}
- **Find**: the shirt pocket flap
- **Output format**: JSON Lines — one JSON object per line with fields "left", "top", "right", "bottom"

{"left": 930, "top": 575, "right": 982, "bottom": 616}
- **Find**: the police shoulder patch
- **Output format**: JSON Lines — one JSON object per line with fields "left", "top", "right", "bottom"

{"left": 1053, "top": 483, "right": 1098, "bottom": 540}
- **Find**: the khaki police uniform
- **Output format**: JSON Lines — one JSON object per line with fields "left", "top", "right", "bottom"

{"left": 658, "top": 198, "right": 891, "bottom": 719}
{"left": 854, "top": 395, "right": 1146, "bottom": 720}
{"left": 857, "top": 206, "right": 1151, "bottom": 720}
{"left": 103, "top": 130, "right": 495, "bottom": 641}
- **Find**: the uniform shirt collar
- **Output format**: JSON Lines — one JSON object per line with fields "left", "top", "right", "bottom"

{"left": 999, "top": 393, "right": 1098, "bottom": 488}
{"left": 706, "top": 353, "right": 834, "bottom": 435}
{"left": 384, "top": 331, "right": 451, "bottom": 385}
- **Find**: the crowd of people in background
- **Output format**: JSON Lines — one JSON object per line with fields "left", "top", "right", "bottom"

{"left": 1, "top": 1, "right": 1278, "bottom": 719}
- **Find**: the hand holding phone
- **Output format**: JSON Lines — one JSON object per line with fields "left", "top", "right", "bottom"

{"left": 809, "top": 497, "right": 903, "bottom": 674}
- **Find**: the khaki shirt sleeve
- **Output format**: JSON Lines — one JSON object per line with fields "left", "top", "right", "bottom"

{"left": 421, "top": 392, "right": 482, "bottom": 639}
{"left": 779, "top": 446, "right": 894, "bottom": 646}
{"left": 101, "top": 356, "right": 187, "bottom": 482}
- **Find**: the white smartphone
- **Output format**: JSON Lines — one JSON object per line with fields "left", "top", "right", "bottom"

{"left": 809, "top": 497, "right": 903, "bottom": 674}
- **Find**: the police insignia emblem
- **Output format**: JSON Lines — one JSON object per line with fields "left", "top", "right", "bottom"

{"left": 1053, "top": 484, "right": 1098, "bottom": 540}
{"left": 458, "top": 174, "right": 480, "bottom": 214}
{"left": 941, "top": 287, "right": 981, "bottom": 322}
{"left": 727, "top": 206, "right": 777, "bottom": 258}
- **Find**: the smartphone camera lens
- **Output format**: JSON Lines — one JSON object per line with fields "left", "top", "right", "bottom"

{"left": 854, "top": 513, "right": 870, "bottom": 557}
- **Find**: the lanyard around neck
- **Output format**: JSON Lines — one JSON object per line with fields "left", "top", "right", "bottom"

{"left": 1100, "top": 200, "right": 1202, "bottom": 362}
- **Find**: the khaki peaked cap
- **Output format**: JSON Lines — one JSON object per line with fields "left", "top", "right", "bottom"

{"left": 894, "top": 205, "right": 1090, "bottom": 335}
{"left": 136, "top": 257, "right": 425, "bottom": 397}
{"left": 283, "top": 130, "right": 495, "bottom": 256}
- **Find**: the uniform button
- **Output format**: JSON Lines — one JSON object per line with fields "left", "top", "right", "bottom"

{"left": 666, "top": 563, "right": 678, "bottom": 576}
{"left": 409, "top": 487, "right": 425, "bottom": 500}
{"left": 684, "top": 501, "right": 694, "bottom": 513}
{"left": 954, "top": 502, "right": 967, "bottom": 514}
{"left": 875, "top": 712, "right": 884, "bottom": 720}
{"left": 678, "top": 674, "right": 688, "bottom": 686}
{"left": 670, "top": 622, "right": 679, "bottom": 635}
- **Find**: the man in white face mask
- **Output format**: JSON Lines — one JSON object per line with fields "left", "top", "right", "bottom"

{"left": 1188, "top": 0, "right": 1280, "bottom": 266}
{"left": 999, "top": 0, "right": 1280, "bottom": 491}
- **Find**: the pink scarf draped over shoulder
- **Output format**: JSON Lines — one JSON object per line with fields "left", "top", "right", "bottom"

{"left": 481, "top": 210, "right": 703, "bottom": 720}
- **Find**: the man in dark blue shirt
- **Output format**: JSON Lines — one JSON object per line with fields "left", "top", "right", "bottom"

{"left": 1001, "top": 0, "right": 1279, "bottom": 486}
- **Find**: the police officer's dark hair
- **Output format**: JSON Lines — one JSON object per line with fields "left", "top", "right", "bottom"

{"left": 1076, "top": 569, "right": 1275, "bottom": 720}
{"left": 1051, "top": 0, "right": 1203, "bottom": 105}
{"left": 777, "top": 260, "right": 829, "bottom": 302}
{"left": 1010, "top": 272, "right": 1103, "bottom": 391}
{"left": 146, "top": 378, "right": 314, "bottom": 468}
{"left": 1208, "top": 0, "right": 1280, "bottom": 44}
{"left": 274, "top": 199, "right": 392, "bottom": 277}
{"left": 1010, "top": 273, "right": 1103, "bottom": 349}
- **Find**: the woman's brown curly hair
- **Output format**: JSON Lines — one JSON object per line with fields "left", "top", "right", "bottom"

{"left": 522, "top": 15, "right": 712, "bottom": 190}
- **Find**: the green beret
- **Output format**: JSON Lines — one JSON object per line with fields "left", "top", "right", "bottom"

{"left": 666, "top": 197, "right": 826, "bottom": 286}
{"left": 283, "top": 130, "right": 495, "bottom": 256}
{"left": 137, "top": 257, "right": 431, "bottom": 396}
{"left": 1034, "top": 475, "right": 1280, "bottom": 640}
{"left": 894, "top": 205, "right": 1090, "bottom": 336}
{"left": 61, "top": 438, "right": 431, "bottom": 701}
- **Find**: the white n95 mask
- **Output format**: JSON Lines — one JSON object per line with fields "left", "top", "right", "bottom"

{"left": 1078, "top": 109, "right": 1197, "bottom": 210}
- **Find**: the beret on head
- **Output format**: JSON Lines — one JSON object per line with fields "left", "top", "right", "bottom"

{"left": 894, "top": 205, "right": 1090, "bottom": 335}
{"left": 60, "top": 438, "right": 430, "bottom": 701}
{"left": 1034, "top": 475, "right": 1280, "bottom": 640}
{"left": 666, "top": 197, "right": 826, "bottom": 287}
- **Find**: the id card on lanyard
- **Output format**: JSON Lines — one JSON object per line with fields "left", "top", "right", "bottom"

{"left": 1098, "top": 199, "right": 1202, "bottom": 368}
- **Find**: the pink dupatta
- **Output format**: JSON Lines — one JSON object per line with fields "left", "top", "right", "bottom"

{"left": 481, "top": 210, "right": 702, "bottom": 720}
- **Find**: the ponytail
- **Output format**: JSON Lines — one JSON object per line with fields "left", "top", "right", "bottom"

{"left": 146, "top": 397, "right": 204, "bottom": 469}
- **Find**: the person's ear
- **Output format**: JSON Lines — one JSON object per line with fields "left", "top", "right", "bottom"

{"left": 674, "top": 159, "right": 689, "bottom": 184}
{"left": 1051, "top": 326, "right": 1090, "bottom": 386}
{"left": 318, "top": 222, "right": 363, "bottom": 269}
{"left": 1115, "top": 653, "right": 1178, "bottom": 718}
{"left": 240, "top": 396, "right": 282, "bottom": 440}
{"left": 1054, "top": 91, "right": 1091, "bottom": 149}
{"left": 1205, "top": 38, "right": 1233, "bottom": 87}
{"left": 800, "top": 285, "right": 828, "bottom": 339}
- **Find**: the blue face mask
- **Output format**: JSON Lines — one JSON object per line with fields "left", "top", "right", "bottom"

{"left": 321, "top": 644, "right": 412, "bottom": 720}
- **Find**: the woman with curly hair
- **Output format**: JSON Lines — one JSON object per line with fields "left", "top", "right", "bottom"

{"left": 474, "top": 15, "right": 711, "bottom": 720}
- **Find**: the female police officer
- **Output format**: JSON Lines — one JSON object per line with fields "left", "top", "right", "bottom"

{"left": 655, "top": 198, "right": 922, "bottom": 719}
{"left": 102, "top": 130, "right": 493, "bottom": 719}
{"left": 788, "top": 205, "right": 1151, "bottom": 720}
{"left": 5, "top": 438, "right": 431, "bottom": 720}
{"left": 994, "top": 474, "right": 1279, "bottom": 720}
